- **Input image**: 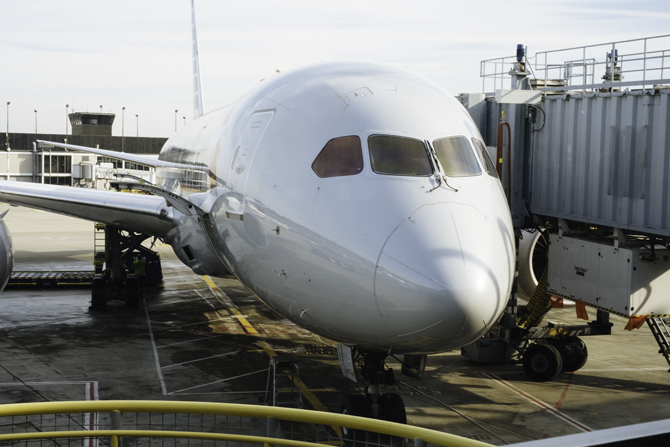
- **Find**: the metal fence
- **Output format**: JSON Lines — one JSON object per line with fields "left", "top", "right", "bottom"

{"left": 481, "top": 34, "right": 670, "bottom": 93}
{"left": 0, "top": 401, "right": 491, "bottom": 447}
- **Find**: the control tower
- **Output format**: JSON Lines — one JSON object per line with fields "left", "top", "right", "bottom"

{"left": 68, "top": 112, "right": 115, "bottom": 136}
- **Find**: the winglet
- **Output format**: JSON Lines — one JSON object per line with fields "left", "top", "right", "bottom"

{"left": 192, "top": 0, "right": 204, "bottom": 118}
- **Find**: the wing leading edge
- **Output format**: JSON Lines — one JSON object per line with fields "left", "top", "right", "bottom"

{"left": 0, "top": 181, "right": 175, "bottom": 238}
{"left": 36, "top": 140, "right": 209, "bottom": 172}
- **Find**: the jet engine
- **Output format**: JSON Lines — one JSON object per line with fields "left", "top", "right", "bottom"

{"left": 0, "top": 214, "right": 13, "bottom": 292}
{"left": 517, "top": 229, "right": 548, "bottom": 300}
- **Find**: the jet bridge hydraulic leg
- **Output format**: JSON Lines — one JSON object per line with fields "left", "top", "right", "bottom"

{"left": 461, "top": 232, "right": 611, "bottom": 381}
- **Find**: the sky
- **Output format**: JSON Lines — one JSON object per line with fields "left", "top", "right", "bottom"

{"left": 1, "top": 0, "right": 669, "bottom": 138}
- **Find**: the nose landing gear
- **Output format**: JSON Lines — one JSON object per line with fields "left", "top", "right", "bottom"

{"left": 340, "top": 350, "right": 407, "bottom": 444}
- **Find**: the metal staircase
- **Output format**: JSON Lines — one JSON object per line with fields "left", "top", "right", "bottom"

{"left": 264, "top": 355, "right": 303, "bottom": 408}
{"left": 646, "top": 317, "right": 670, "bottom": 372}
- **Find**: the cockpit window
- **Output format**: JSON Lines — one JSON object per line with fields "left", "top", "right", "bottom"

{"left": 312, "top": 136, "right": 364, "bottom": 178}
{"left": 472, "top": 138, "right": 498, "bottom": 178}
{"left": 432, "top": 136, "right": 481, "bottom": 177}
{"left": 368, "top": 135, "right": 433, "bottom": 176}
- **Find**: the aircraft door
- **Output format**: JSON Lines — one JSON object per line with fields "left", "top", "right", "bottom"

{"left": 225, "top": 110, "right": 274, "bottom": 219}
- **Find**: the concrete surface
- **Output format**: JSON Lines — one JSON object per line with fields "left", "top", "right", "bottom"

{"left": 1, "top": 204, "right": 670, "bottom": 445}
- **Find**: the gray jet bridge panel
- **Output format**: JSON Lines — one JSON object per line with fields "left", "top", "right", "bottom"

{"left": 530, "top": 88, "right": 670, "bottom": 237}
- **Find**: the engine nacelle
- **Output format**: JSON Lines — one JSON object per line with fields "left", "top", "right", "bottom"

{"left": 0, "top": 216, "right": 14, "bottom": 292}
{"left": 517, "top": 229, "right": 548, "bottom": 300}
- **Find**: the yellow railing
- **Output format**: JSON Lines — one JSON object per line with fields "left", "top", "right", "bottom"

{"left": 0, "top": 400, "right": 492, "bottom": 447}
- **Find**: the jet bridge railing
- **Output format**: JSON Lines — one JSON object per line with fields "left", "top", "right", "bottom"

{"left": 481, "top": 34, "right": 670, "bottom": 93}
{"left": 0, "top": 400, "right": 492, "bottom": 447}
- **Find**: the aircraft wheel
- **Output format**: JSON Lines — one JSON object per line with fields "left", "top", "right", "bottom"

{"left": 379, "top": 393, "right": 406, "bottom": 446}
{"left": 91, "top": 275, "right": 107, "bottom": 310}
{"left": 341, "top": 394, "right": 369, "bottom": 445}
{"left": 379, "top": 393, "right": 406, "bottom": 424}
{"left": 561, "top": 337, "right": 588, "bottom": 372}
{"left": 523, "top": 343, "right": 563, "bottom": 381}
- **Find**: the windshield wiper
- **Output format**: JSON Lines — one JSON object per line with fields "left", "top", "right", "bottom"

{"left": 425, "top": 140, "right": 458, "bottom": 192}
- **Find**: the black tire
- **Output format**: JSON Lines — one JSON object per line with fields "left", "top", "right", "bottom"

{"left": 562, "top": 338, "right": 588, "bottom": 372}
{"left": 341, "top": 394, "right": 369, "bottom": 445}
{"left": 378, "top": 393, "right": 407, "bottom": 446}
{"left": 379, "top": 393, "right": 406, "bottom": 424}
{"left": 523, "top": 343, "right": 563, "bottom": 381}
{"left": 91, "top": 276, "right": 107, "bottom": 310}
{"left": 125, "top": 276, "right": 140, "bottom": 309}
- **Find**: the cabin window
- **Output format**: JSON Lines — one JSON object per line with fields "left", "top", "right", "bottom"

{"left": 432, "top": 136, "right": 481, "bottom": 177}
{"left": 312, "top": 136, "right": 364, "bottom": 178}
{"left": 368, "top": 135, "right": 433, "bottom": 176}
{"left": 472, "top": 138, "right": 498, "bottom": 178}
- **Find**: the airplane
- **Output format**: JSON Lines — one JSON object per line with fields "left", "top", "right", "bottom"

{"left": 0, "top": 0, "right": 515, "bottom": 428}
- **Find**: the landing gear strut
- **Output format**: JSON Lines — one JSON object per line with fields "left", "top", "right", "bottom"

{"left": 90, "top": 224, "right": 159, "bottom": 310}
{"left": 341, "top": 351, "right": 406, "bottom": 444}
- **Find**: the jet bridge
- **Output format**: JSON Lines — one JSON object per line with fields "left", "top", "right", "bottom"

{"left": 461, "top": 35, "right": 670, "bottom": 380}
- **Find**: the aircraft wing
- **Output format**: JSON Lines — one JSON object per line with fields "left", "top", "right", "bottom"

{"left": 0, "top": 181, "right": 175, "bottom": 237}
{"left": 37, "top": 140, "right": 208, "bottom": 172}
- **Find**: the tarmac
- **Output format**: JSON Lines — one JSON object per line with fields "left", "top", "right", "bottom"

{"left": 1, "top": 204, "right": 670, "bottom": 445}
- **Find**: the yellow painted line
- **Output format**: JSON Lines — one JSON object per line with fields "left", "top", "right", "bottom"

{"left": 201, "top": 279, "right": 339, "bottom": 435}
{"left": 229, "top": 308, "right": 259, "bottom": 335}
{"left": 202, "top": 276, "right": 259, "bottom": 335}
{"left": 257, "top": 341, "right": 342, "bottom": 438}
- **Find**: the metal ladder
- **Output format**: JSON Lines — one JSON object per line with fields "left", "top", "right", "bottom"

{"left": 264, "top": 355, "right": 303, "bottom": 408}
{"left": 646, "top": 317, "right": 670, "bottom": 371}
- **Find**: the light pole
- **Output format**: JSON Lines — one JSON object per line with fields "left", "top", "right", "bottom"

{"left": 135, "top": 114, "right": 139, "bottom": 138}
{"left": 5, "top": 102, "right": 9, "bottom": 150}
{"left": 121, "top": 107, "right": 125, "bottom": 153}
{"left": 183, "top": 116, "right": 186, "bottom": 127}
{"left": 34, "top": 110, "right": 37, "bottom": 134}
{"left": 65, "top": 104, "right": 69, "bottom": 141}
{"left": 175, "top": 109, "right": 178, "bottom": 132}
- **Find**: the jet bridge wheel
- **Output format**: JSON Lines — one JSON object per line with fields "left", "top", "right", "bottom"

{"left": 523, "top": 342, "right": 563, "bottom": 381}
{"left": 341, "top": 394, "right": 370, "bottom": 444}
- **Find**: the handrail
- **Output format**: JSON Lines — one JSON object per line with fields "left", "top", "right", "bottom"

{"left": 0, "top": 400, "right": 493, "bottom": 447}
{"left": 480, "top": 34, "right": 670, "bottom": 93}
{"left": 0, "top": 430, "right": 331, "bottom": 447}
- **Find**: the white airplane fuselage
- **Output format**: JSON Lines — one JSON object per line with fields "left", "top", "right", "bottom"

{"left": 158, "top": 62, "right": 515, "bottom": 354}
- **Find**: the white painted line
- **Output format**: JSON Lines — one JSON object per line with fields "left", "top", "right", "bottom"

{"left": 168, "top": 369, "right": 266, "bottom": 395}
{"left": 482, "top": 373, "right": 592, "bottom": 433}
{"left": 157, "top": 334, "right": 227, "bottom": 349}
{"left": 161, "top": 351, "right": 237, "bottom": 369}
{"left": 194, "top": 289, "right": 220, "bottom": 309}
{"left": 143, "top": 296, "right": 168, "bottom": 395}
{"left": 0, "top": 381, "right": 95, "bottom": 386}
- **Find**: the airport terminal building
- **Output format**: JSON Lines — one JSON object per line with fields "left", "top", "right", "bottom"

{"left": 0, "top": 112, "right": 167, "bottom": 188}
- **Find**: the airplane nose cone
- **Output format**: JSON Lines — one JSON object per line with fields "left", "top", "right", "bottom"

{"left": 374, "top": 203, "right": 513, "bottom": 352}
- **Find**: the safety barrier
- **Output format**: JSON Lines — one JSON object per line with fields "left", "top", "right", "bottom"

{"left": 0, "top": 400, "right": 491, "bottom": 447}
